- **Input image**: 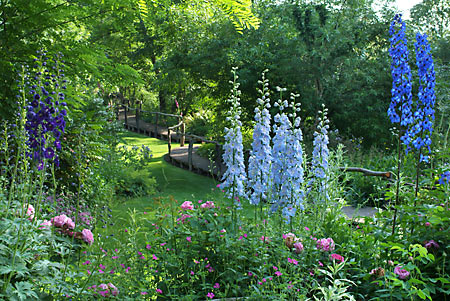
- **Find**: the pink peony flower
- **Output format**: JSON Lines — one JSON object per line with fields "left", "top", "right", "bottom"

{"left": 394, "top": 265, "right": 410, "bottom": 279}
{"left": 181, "top": 201, "right": 194, "bottom": 210}
{"left": 65, "top": 217, "right": 75, "bottom": 230}
{"left": 293, "top": 242, "right": 304, "bottom": 253}
{"left": 52, "top": 214, "right": 69, "bottom": 228}
{"left": 316, "top": 238, "right": 335, "bottom": 252}
{"left": 81, "top": 229, "right": 94, "bottom": 245}
{"left": 200, "top": 201, "right": 215, "bottom": 209}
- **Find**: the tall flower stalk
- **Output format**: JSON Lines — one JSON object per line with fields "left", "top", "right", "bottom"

{"left": 220, "top": 68, "right": 247, "bottom": 229}
{"left": 248, "top": 70, "right": 272, "bottom": 219}
{"left": 407, "top": 33, "right": 436, "bottom": 203}
{"left": 271, "top": 89, "right": 304, "bottom": 225}
{"left": 388, "top": 14, "right": 414, "bottom": 235}
{"left": 25, "top": 50, "right": 67, "bottom": 169}
{"left": 311, "top": 104, "right": 330, "bottom": 204}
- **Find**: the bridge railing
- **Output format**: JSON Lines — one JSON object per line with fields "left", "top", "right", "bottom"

{"left": 120, "top": 104, "right": 185, "bottom": 146}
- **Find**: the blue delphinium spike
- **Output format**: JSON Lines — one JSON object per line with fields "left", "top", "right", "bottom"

{"left": 404, "top": 33, "right": 436, "bottom": 162}
{"left": 310, "top": 104, "right": 330, "bottom": 202}
{"left": 248, "top": 70, "right": 272, "bottom": 205}
{"left": 220, "top": 68, "right": 247, "bottom": 207}
{"left": 271, "top": 90, "right": 304, "bottom": 223}
{"left": 24, "top": 50, "right": 67, "bottom": 167}
{"left": 388, "top": 14, "right": 414, "bottom": 143}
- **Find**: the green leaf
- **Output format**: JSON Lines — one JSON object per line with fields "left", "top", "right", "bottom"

{"left": 417, "top": 290, "right": 426, "bottom": 300}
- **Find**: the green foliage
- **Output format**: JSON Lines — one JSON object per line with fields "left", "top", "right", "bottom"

{"left": 98, "top": 144, "right": 156, "bottom": 198}
{"left": 196, "top": 143, "right": 216, "bottom": 159}
{"left": 115, "top": 167, "right": 156, "bottom": 197}
{"left": 185, "top": 110, "right": 216, "bottom": 137}
{"left": 215, "top": 0, "right": 260, "bottom": 33}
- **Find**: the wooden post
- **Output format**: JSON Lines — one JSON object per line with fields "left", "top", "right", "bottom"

{"left": 168, "top": 129, "right": 172, "bottom": 155}
{"left": 124, "top": 105, "right": 128, "bottom": 128}
{"left": 136, "top": 104, "right": 140, "bottom": 133}
{"left": 166, "top": 116, "right": 169, "bottom": 140}
{"left": 155, "top": 113, "right": 159, "bottom": 138}
{"left": 167, "top": 122, "right": 170, "bottom": 141}
{"left": 180, "top": 117, "right": 185, "bottom": 147}
{"left": 188, "top": 137, "right": 193, "bottom": 171}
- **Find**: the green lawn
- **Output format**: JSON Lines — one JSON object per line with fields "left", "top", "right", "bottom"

{"left": 109, "top": 131, "right": 223, "bottom": 223}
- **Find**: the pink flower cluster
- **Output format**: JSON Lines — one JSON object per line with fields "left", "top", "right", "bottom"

{"left": 181, "top": 201, "right": 194, "bottom": 210}
{"left": 394, "top": 265, "right": 410, "bottom": 279}
{"left": 25, "top": 204, "right": 35, "bottom": 220}
{"left": 17, "top": 204, "right": 35, "bottom": 221}
{"left": 330, "top": 253, "right": 344, "bottom": 263}
{"left": 87, "top": 283, "right": 119, "bottom": 297}
{"left": 316, "top": 238, "right": 335, "bottom": 252}
{"left": 424, "top": 240, "right": 439, "bottom": 249}
{"left": 293, "top": 242, "right": 304, "bottom": 254}
{"left": 201, "top": 201, "right": 215, "bottom": 209}
{"left": 283, "top": 232, "right": 304, "bottom": 253}
{"left": 52, "top": 214, "right": 75, "bottom": 229}
{"left": 82, "top": 228, "right": 94, "bottom": 245}
{"left": 41, "top": 214, "right": 94, "bottom": 245}
{"left": 176, "top": 214, "right": 192, "bottom": 224}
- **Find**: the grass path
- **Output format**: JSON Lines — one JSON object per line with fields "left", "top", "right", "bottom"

{"left": 110, "top": 131, "right": 223, "bottom": 221}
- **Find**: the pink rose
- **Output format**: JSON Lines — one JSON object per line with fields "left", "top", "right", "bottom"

{"left": 82, "top": 229, "right": 94, "bottom": 245}
{"left": 181, "top": 201, "right": 194, "bottom": 211}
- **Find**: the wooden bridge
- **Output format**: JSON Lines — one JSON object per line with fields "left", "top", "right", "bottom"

{"left": 118, "top": 105, "right": 226, "bottom": 178}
